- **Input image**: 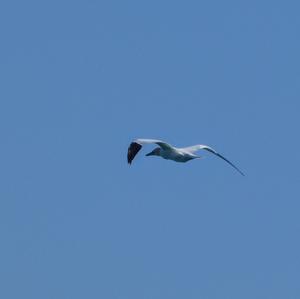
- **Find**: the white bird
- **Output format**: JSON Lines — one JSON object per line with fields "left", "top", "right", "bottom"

{"left": 127, "top": 138, "right": 244, "bottom": 176}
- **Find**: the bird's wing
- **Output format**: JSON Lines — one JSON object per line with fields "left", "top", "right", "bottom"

{"left": 183, "top": 144, "right": 245, "bottom": 176}
{"left": 127, "top": 139, "right": 172, "bottom": 164}
{"left": 135, "top": 139, "right": 173, "bottom": 150}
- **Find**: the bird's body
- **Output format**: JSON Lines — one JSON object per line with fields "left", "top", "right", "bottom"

{"left": 159, "top": 147, "right": 197, "bottom": 162}
{"left": 127, "top": 138, "right": 244, "bottom": 176}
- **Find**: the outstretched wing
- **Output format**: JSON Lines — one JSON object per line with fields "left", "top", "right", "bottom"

{"left": 127, "top": 142, "right": 143, "bottom": 164}
{"left": 127, "top": 139, "right": 172, "bottom": 164}
{"left": 183, "top": 144, "right": 245, "bottom": 176}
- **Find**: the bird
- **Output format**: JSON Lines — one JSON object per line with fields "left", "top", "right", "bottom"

{"left": 127, "top": 138, "right": 244, "bottom": 176}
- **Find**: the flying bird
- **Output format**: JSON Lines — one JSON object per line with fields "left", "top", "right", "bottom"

{"left": 127, "top": 138, "right": 244, "bottom": 176}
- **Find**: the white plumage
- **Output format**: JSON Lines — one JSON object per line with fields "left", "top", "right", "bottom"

{"left": 127, "top": 138, "right": 244, "bottom": 176}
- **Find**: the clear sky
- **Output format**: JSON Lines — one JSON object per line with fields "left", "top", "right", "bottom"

{"left": 0, "top": 0, "right": 300, "bottom": 298}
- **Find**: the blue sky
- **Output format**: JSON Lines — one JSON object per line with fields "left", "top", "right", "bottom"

{"left": 0, "top": 0, "right": 300, "bottom": 298}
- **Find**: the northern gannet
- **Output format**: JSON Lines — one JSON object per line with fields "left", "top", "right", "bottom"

{"left": 127, "top": 138, "right": 244, "bottom": 176}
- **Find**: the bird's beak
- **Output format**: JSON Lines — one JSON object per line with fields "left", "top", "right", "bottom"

{"left": 146, "top": 151, "right": 154, "bottom": 156}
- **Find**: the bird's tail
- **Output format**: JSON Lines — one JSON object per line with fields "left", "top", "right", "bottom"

{"left": 195, "top": 155, "right": 204, "bottom": 159}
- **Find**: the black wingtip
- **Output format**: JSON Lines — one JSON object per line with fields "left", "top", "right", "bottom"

{"left": 214, "top": 152, "right": 245, "bottom": 177}
{"left": 127, "top": 142, "right": 142, "bottom": 165}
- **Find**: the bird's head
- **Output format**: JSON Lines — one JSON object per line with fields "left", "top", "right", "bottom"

{"left": 146, "top": 147, "right": 161, "bottom": 157}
